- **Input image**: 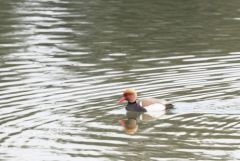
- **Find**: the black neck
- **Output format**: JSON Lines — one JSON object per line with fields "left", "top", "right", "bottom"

{"left": 128, "top": 101, "right": 137, "bottom": 104}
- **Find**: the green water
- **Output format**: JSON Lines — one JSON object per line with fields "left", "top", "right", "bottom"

{"left": 0, "top": 0, "right": 240, "bottom": 160}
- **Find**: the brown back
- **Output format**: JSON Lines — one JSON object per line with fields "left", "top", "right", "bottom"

{"left": 140, "top": 98, "right": 169, "bottom": 107}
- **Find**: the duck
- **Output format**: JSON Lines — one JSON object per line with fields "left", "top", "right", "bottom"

{"left": 118, "top": 88, "right": 173, "bottom": 113}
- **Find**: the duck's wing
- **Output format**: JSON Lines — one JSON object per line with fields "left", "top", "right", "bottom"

{"left": 140, "top": 98, "right": 173, "bottom": 109}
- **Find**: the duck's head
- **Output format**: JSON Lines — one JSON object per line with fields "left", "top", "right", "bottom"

{"left": 118, "top": 88, "right": 137, "bottom": 103}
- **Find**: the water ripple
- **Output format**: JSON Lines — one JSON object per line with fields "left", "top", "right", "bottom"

{"left": 1, "top": 0, "right": 240, "bottom": 160}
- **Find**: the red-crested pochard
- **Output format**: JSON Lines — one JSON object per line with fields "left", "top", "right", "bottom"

{"left": 118, "top": 88, "right": 173, "bottom": 113}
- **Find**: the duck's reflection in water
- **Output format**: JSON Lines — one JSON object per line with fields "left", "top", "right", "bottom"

{"left": 118, "top": 112, "right": 139, "bottom": 134}
{"left": 119, "top": 110, "right": 167, "bottom": 134}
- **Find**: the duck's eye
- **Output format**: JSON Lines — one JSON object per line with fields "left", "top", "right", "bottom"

{"left": 124, "top": 93, "right": 132, "bottom": 97}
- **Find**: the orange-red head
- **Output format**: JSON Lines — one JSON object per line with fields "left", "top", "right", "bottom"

{"left": 118, "top": 88, "right": 137, "bottom": 103}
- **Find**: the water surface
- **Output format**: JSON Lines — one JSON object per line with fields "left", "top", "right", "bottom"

{"left": 0, "top": 0, "right": 240, "bottom": 160}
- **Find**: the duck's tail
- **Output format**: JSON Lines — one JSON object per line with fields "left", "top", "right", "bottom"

{"left": 165, "top": 103, "right": 174, "bottom": 109}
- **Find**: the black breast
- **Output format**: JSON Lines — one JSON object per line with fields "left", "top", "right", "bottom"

{"left": 126, "top": 102, "right": 147, "bottom": 112}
